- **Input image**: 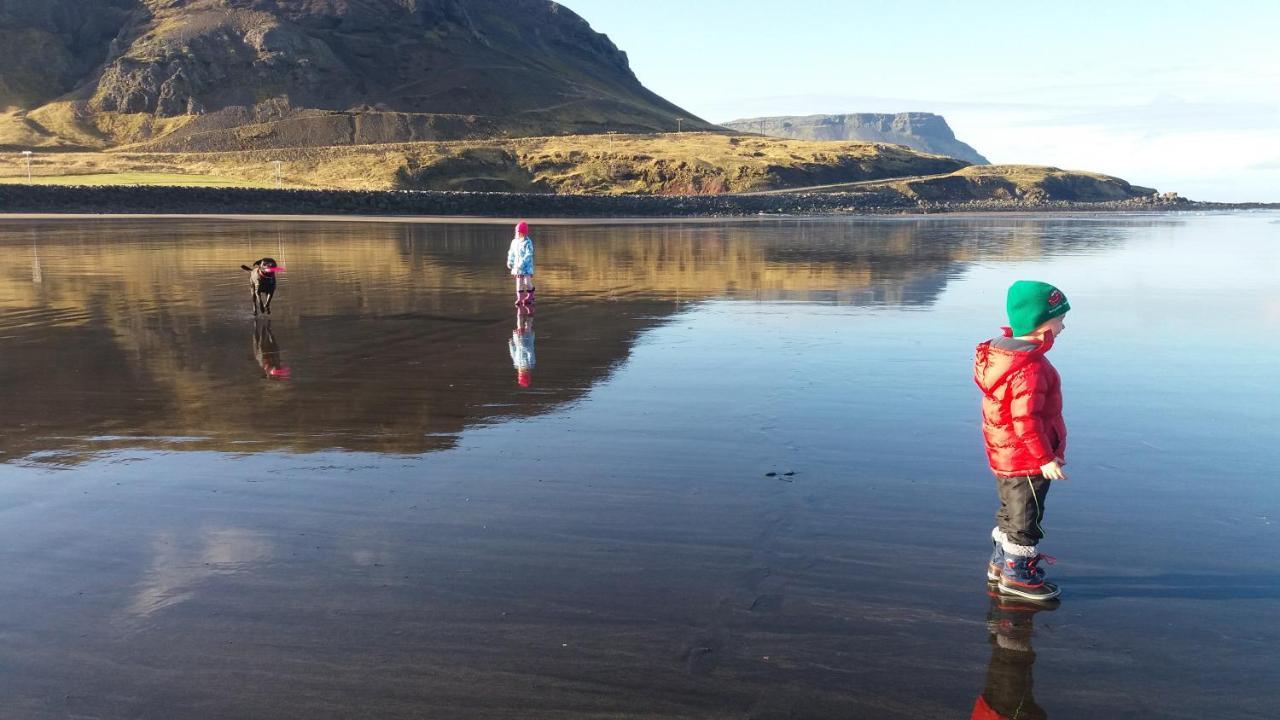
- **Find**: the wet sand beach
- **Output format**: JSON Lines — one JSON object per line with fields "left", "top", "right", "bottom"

{"left": 0, "top": 214, "right": 1276, "bottom": 718}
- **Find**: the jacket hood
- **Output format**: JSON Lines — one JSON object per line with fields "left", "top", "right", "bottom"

{"left": 974, "top": 327, "right": 1054, "bottom": 396}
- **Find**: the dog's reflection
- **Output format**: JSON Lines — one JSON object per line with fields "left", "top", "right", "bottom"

{"left": 253, "top": 320, "right": 291, "bottom": 380}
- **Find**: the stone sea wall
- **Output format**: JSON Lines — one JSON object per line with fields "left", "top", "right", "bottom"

{"left": 0, "top": 184, "right": 1230, "bottom": 218}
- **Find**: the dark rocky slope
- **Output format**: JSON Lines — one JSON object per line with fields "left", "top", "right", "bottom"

{"left": 0, "top": 0, "right": 136, "bottom": 109}
{"left": 0, "top": 0, "right": 714, "bottom": 150}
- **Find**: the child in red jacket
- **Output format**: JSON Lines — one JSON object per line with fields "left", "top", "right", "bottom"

{"left": 974, "top": 281, "right": 1070, "bottom": 601}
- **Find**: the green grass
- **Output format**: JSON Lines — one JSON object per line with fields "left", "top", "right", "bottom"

{"left": 0, "top": 173, "right": 278, "bottom": 188}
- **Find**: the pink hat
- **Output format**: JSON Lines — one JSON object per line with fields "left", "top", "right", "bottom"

{"left": 516, "top": 221, "right": 529, "bottom": 236}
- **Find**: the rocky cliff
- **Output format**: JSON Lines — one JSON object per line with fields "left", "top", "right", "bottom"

{"left": 722, "top": 112, "right": 988, "bottom": 165}
{"left": 0, "top": 0, "right": 714, "bottom": 150}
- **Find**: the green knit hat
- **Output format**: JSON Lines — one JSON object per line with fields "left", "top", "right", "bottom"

{"left": 1006, "top": 280, "right": 1070, "bottom": 336}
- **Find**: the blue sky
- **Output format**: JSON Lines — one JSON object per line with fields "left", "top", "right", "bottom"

{"left": 564, "top": 1, "right": 1280, "bottom": 201}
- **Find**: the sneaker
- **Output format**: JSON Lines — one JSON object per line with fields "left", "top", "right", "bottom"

{"left": 998, "top": 553, "right": 1060, "bottom": 600}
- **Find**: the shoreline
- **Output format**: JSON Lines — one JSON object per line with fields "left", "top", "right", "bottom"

{"left": 1, "top": 184, "right": 1274, "bottom": 221}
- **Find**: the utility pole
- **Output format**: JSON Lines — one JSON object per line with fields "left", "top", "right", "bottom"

{"left": 677, "top": 118, "right": 683, "bottom": 133}
{"left": 274, "top": 160, "right": 282, "bottom": 189}
{"left": 22, "top": 151, "right": 32, "bottom": 181}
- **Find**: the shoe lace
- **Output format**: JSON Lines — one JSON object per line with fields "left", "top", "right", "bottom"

{"left": 1027, "top": 553, "right": 1057, "bottom": 573}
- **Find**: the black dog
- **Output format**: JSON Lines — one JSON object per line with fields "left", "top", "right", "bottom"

{"left": 240, "top": 258, "right": 280, "bottom": 315}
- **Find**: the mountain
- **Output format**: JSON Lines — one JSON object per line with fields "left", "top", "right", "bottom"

{"left": 0, "top": 0, "right": 715, "bottom": 151}
{"left": 722, "top": 113, "right": 989, "bottom": 165}
{"left": 0, "top": 4, "right": 1158, "bottom": 201}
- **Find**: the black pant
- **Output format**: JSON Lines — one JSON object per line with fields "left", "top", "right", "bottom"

{"left": 995, "top": 475, "right": 1051, "bottom": 547}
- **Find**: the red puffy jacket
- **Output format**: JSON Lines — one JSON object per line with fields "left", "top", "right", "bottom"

{"left": 974, "top": 329, "right": 1066, "bottom": 477}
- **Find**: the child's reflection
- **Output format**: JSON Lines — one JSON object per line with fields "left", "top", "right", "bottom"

{"left": 509, "top": 307, "right": 535, "bottom": 388}
{"left": 253, "top": 319, "right": 291, "bottom": 380}
{"left": 971, "top": 593, "right": 1056, "bottom": 719}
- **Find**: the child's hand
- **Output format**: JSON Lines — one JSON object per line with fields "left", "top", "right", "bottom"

{"left": 1040, "top": 460, "right": 1068, "bottom": 480}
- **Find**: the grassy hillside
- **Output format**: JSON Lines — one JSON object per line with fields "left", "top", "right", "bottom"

{"left": 0, "top": 133, "right": 968, "bottom": 195}
{"left": 0, "top": 134, "right": 1158, "bottom": 202}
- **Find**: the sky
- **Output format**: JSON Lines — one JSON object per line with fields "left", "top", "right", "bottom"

{"left": 563, "top": 0, "right": 1280, "bottom": 202}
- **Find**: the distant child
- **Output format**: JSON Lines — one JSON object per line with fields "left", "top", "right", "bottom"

{"left": 506, "top": 221, "right": 535, "bottom": 307}
{"left": 509, "top": 308, "right": 535, "bottom": 388}
{"left": 973, "top": 281, "right": 1071, "bottom": 601}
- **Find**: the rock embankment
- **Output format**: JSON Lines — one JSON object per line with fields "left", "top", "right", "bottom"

{"left": 0, "top": 184, "right": 1213, "bottom": 218}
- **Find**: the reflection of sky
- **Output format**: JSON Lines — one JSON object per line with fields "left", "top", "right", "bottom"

{"left": 127, "top": 528, "right": 272, "bottom": 620}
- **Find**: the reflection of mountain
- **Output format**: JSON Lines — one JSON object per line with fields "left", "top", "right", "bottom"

{"left": 0, "top": 218, "right": 1129, "bottom": 460}
{"left": 0, "top": 280, "right": 675, "bottom": 459}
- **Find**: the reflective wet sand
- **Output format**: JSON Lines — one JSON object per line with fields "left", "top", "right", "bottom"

{"left": 0, "top": 214, "right": 1277, "bottom": 718}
